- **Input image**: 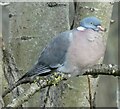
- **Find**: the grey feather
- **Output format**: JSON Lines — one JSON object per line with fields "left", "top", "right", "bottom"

{"left": 37, "top": 30, "right": 73, "bottom": 68}
{"left": 18, "top": 30, "right": 74, "bottom": 80}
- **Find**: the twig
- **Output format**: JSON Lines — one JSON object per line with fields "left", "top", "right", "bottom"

{"left": 2, "top": 76, "right": 35, "bottom": 98}
{"left": 87, "top": 75, "right": 93, "bottom": 109}
{"left": 2, "top": 64, "right": 120, "bottom": 98}
{"left": 2, "top": 64, "right": 119, "bottom": 107}
{"left": 83, "top": 64, "right": 119, "bottom": 77}
{"left": 93, "top": 91, "right": 96, "bottom": 108}
{"left": 7, "top": 83, "right": 40, "bottom": 107}
{"left": 6, "top": 73, "right": 68, "bottom": 107}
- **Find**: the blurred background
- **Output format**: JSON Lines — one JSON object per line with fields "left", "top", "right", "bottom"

{"left": 97, "top": 2, "right": 118, "bottom": 106}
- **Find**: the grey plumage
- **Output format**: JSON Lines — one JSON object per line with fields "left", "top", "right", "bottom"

{"left": 18, "top": 16, "right": 106, "bottom": 81}
{"left": 18, "top": 30, "right": 73, "bottom": 80}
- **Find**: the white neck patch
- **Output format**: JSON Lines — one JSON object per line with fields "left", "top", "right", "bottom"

{"left": 77, "top": 26, "right": 86, "bottom": 31}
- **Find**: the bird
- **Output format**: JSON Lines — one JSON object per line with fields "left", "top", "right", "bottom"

{"left": 18, "top": 16, "right": 106, "bottom": 81}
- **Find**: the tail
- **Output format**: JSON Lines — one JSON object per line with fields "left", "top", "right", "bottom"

{"left": 17, "top": 64, "right": 51, "bottom": 82}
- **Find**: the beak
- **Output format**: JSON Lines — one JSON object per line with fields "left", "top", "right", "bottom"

{"left": 97, "top": 25, "right": 106, "bottom": 32}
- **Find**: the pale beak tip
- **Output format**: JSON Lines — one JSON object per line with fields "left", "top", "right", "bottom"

{"left": 97, "top": 25, "right": 107, "bottom": 32}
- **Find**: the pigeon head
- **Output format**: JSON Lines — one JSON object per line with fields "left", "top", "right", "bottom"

{"left": 79, "top": 17, "right": 106, "bottom": 32}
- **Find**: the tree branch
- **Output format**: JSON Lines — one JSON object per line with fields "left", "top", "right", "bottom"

{"left": 6, "top": 73, "right": 68, "bottom": 107}
{"left": 3, "top": 63, "right": 119, "bottom": 107}
{"left": 83, "top": 64, "right": 119, "bottom": 76}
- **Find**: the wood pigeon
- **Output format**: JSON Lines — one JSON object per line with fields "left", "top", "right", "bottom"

{"left": 18, "top": 16, "right": 106, "bottom": 81}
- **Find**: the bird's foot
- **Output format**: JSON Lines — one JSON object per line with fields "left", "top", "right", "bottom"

{"left": 34, "top": 76, "right": 43, "bottom": 87}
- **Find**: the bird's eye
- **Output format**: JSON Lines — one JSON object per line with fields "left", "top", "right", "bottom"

{"left": 90, "top": 22, "right": 93, "bottom": 25}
